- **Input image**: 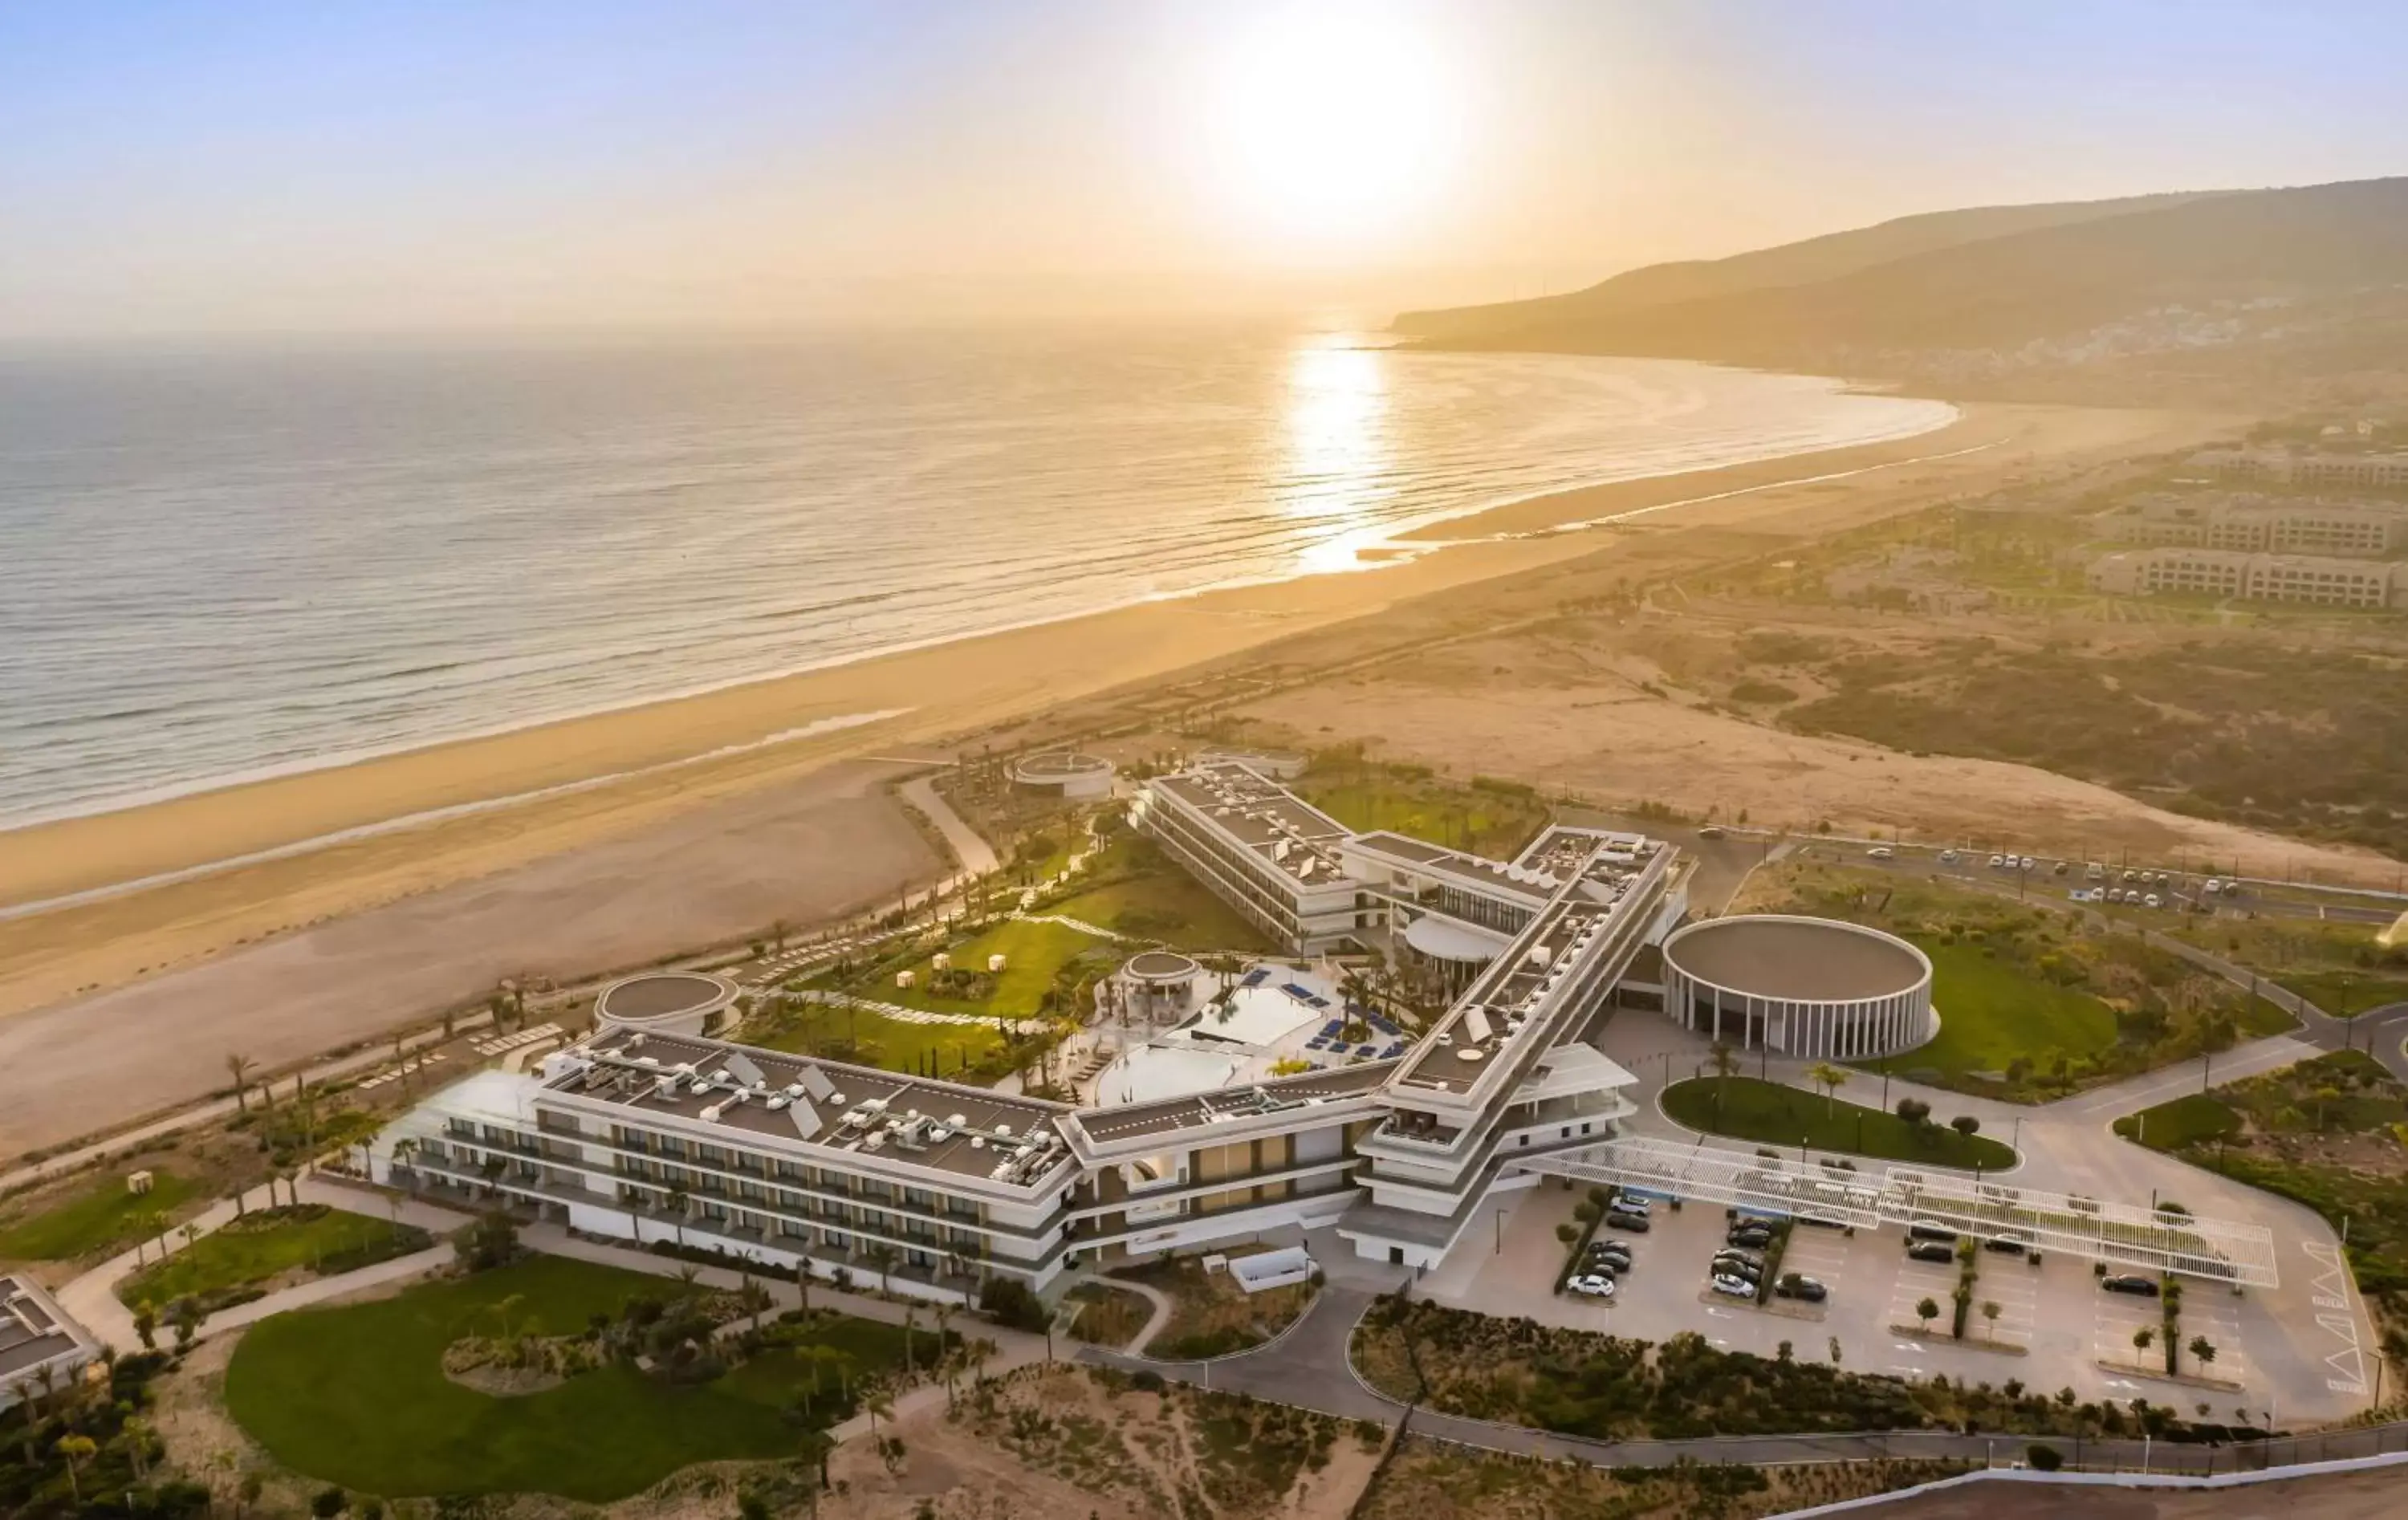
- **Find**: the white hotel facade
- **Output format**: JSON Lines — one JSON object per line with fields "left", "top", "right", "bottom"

{"left": 371, "top": 761, "right": 1689, "bottom": 1298}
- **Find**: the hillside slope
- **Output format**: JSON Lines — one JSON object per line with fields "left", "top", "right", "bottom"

{"left": 1396, "top": 189, "right": 2216, "bottom": 342}
{"left": 1404, "top": 177, "right": 2408, "bottom": 404}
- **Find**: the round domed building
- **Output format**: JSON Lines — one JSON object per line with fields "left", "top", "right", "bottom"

{"left": 1662, "top": 915, "right": 1934, "bottom": 1060}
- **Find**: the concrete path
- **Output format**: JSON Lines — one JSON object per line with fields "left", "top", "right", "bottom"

{"left": 1060, "top": 1270, "right": 1175, "bottom": 1355}
{"left": 900, "top": 774, "right": 999, "bottom": 881}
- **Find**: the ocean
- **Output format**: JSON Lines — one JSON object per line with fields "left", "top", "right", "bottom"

{"left": 0, "top": 328, "right": 1954, "bottom": 828}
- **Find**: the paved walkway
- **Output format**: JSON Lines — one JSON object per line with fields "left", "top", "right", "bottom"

{"left": 1060, "top": 1270, "right": 1174, "bottom": 1355}
{"left": 899, "top": 774, "right": 999, "bottom": 882}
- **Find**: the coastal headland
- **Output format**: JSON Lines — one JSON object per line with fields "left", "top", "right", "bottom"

{"left": 0, "top": 399, "right": 2288, "bottom": 1159}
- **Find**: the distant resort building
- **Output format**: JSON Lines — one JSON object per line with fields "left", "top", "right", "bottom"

{"left": 2088, "top": 547, "right": 2402, "bottom": 609}
{"left": 2105, "top": 493, "right": 2408, "bottom": 558}
{"left": 2190, "top": 448, "right": 2408, "bottom": 490}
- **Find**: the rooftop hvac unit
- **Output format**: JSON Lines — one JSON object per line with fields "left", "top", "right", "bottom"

{"left": 767, "top": 1094, "right": 791, "bottom": 1112}
{"left": 1527, "top": 945, "right": 1554, "bottom": 969}
{"left": 653, "top": 1074, "right": 681, "bottom": 1098}
{"left": 700, "top": 1103, "right": 723, "bottom": 1123}
{"left": 862, "top": 1131, "right": 887, "bottom": 1152}
{"left": 948, "top": 1112, "right": 969, "bottom": 1128}
{"left": 626, "top": 1031, "right": 647, "bottom": 1049}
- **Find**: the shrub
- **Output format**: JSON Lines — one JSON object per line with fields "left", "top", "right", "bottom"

{"left": 311, "top": 1486, "right": 350, "bottom": 1518}
{"left": 453, "top": 1211, "right": 521, "bottom": 1273}
{"left": 2026, "top": 1443, "right": 2064, "bottom": 1471}
{"left": 979, "top": 1276, "right": 1049, "bottom": 1333}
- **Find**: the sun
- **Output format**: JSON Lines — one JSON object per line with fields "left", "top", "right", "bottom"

{"left": 1194, "top": 6, "right": 1464, "bottom": 253}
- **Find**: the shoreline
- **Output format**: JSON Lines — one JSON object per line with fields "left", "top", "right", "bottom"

{"left": 0, "top": 400, "right": 1995, "bottom": 916}
{"left": 0, "top": 396, "right": 2264, "bottom": 1157}
{"left": 0, "top": 400, "right": 2227, "bottom": 1021}
{"left": 0, "top": 365, "right": 1956, "bottom": 839}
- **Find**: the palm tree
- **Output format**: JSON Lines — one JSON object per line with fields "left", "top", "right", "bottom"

{"left": 55, "top": 1434, "right": 97, "bottom": 1504}
{"left": 9, "top": 1381, "right": 36, "bottom": 1459}
{"left": 865, "top": 1242, "right": 899, "bottom": 1297}
{"left": 901, "top": 1303, "right": 918, "bottom": 1378}
{"left": 1808, "top": 1062, "right": 1849, "bottom": 1119}
{"left": 862, "top": 1377, "right": 895, "bottom": 1436}
{"left": 224, "top": 1053, "right": 254, "bottom": 1114}
{"left": 664, "top": 1186, "right": 690, "bottom": 1249}
{"left": 1708, "top": 1040, "right": 1739, "bottom": 1116}
{"left": 390, "top": 1138, "right": 420, "bottom": 1197}
{"left": 795, "top": 1255, "right": 813, "bottom": 1317}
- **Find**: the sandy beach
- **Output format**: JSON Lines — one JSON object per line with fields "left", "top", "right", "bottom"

{"left": 0, "top": 397, "right": 2235, "bottom": 1156}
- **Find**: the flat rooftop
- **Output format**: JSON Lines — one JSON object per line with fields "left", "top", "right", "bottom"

{"left": 546, "top": 1027, "right": 1077, "bottom": 1189}
{"left": 1665, "top": 916, "right": 1929, "bottom": 1002}
{"left": 2, "top": 1275, "right": 88, "bottom": 1384}
{"left": 1397, "top": 835, "right": 1666, "bottom": 1096}
{"left": 1150, "top": 764, "right": 1352, "bottom": 884}
{"left": 597, "top": 973, "right": 734, "bottom": 1022}
{"left": 1070, "top": 1060, "right": 1395, "bottom": 1148}
{"left": 1348, "top": 831, "right": 1558, "bottom": 904}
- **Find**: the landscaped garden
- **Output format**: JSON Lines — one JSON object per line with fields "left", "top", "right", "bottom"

{"left": 872, "top": 917, "right": 1112, "bottom": 1018}
{"left": 224, "top": 1253, "right": 942, "bottom": 1501}
{"left": 2169, "top": 914, "right": 2408, "bottom": 1019}
{"left": 1294, "top": 754, "right": 1550, "bottom": 862}
{"left": 116, "top": 1204, "right": 431, "bottom": 1316}
{"left": 1352, "top": 1296, "right": 2246, "bottom": 1445}
{"left": 1114, "top": 1247, "right": 1316, "bottom": 1360}
{"left": 2114, "top": 1049, "right": 2408, "bottom": 1359}
{"left": 1661, "top": 1075, "right": 2016, "bottom": 1169}
{"left": 0, "top": 1169, "right": 201, "bottom": 1262}
{"left": 747, "top": 998, "right": 1010, "bottom": 1081}
{"left": 1734, "top": 861, "right": 2293, "bottom": 1099}
{"left": 1043, "top": 832, "right": 1274, "bottom": 952}
{"left": 1062, "top": 1280, "right": 1155, "bottom": 1350}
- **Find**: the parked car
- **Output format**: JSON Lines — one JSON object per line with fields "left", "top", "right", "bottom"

{"left": 2204, "top": 878, "right": 2224, "bottom": 894}
{"left": 1938, "top": 848, "right": 1960, "bottom": 864}
{"left": 2144, "top": 893, "right": 2162, "bottom": 909}
{"left": 1987, "top": 854, "right": 2005, "bottom": 868}
{"left": 2102, "top": 1274, "right": 2162, "bottom": 1297}
{"left": 1907, "top": 1221, "right": 1959, "bottom": 1244}
{"left": 1587, "top": 1243, "right": 1634, "bottom": 1270}
{"left": 1727, "top": 1227, "right": 1773, "bottom": 1250}
{"left": 1712, "top": 1246, "right": 1764, "bottom": 1268}
{"left": 1605, "top": 1212, "right": 1651, "bottom": 1233}
{"left": 2086, "top": 862, "right": 2106, "bottom": 880}
{"left": 1906, "top": 1241, "right": 1956, "bottom": 1265}
{"left": 1984, "top": 1233, "right": 2030, "bottom": 1255}
{"left": 1867, "top": 845, "right": 1895, "bottom": 860}
{"left": 1773, "top": 1274, "right": 1828, "bottom": 1302}
{"left": 2052, "top": 860, "right": 2070, "bottom": 876}
{"left": 1698, "top": 825, "right": 1727, "bottom": 839}
{"left": 1567, "top": 1273, "right": 1617, "bottom": 1299}
{"left": 2019, "top": 855, "right": 2036, "bottom": 870}
{"left": 1708, "top": 1274, "right": 1755, "bottom": 1299}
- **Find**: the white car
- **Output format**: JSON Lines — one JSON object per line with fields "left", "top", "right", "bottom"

{"left": 1987, "top": 854, "right": 2005, "bottom": 868}
{"left": 1709, "top": 1274, "right": 1755, "bottom": 1299}
{"left": 2144, "top": 893, "right": 2162, "bottom": 909}
{"left": 2204, "top": 878, "right": 2223, "bottom": 894}
{"left": 1568, "top": 1274, "right": 1617, "bottom": 1299}
{"left": 2019, "top": 856, "right": 2036, "bottom": 871}
{"left": 1867, "top": 846, "right": 1895, "bottom": 860}
{"left": 1938, "top": 848, "right": 1960, "bottom": 864}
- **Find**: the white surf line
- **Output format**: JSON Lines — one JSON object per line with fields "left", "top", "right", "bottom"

{"left": 0, "top": 708, "right": 913, "bottom": 925}
{"left": 1423, "top": 436, "right": 2013, "bottom": 544}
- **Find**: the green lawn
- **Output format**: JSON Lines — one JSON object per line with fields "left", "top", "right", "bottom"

{"left": 0, "top": 1169, "right": 200, "bottom": 1262}
{"left": 225, "top": 1255, "right": 918, "bottom": 1501}
{"left": 2275, "top": 969, "right": 2408, "bottom": 1018}
{"left": 116, "top": 1205, "right": 425, "bottom": 1310}
{"left": 1296, "top": 772, "right": 1546, "bottom": 863}
{"left": 874, "top": 917, "right": 1104, "bottom": 1017}
{"left": 1662, "top": 1076, "right": 2018, "bottom": 1169}
{"left": 1864, "top": 940, "right": 2119, "bottom": 1083}
{"left": 755, "top": 1002, "right": 1005, "bottom": 1079}
{"left": 2111, "top": 1093, "right": 2243, "bottom": 1152}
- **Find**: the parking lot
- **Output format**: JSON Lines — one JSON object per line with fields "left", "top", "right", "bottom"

{"left": 1431, "top": 1186, "right": 2327, "bottom": 1416}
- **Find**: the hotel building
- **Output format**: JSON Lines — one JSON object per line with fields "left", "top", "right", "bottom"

{"left": 2088, "top": 548, "right": 2401, "bottom": 609}
{"left": 371, "top": 762, "right": 1684, "bottom": 1296}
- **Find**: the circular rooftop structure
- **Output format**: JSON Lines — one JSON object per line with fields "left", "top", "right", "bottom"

{"left": 1662, "top": 915, "right": 1934, "bottom": 1061}
{"left": 594, "top": 971, "right": 740, "bottom": 1037}
{"left": 1007, "top": 750, "right": 1117, "bottom": 799}
{"left": 1125, "top": 949, "right": 1202, "bottom": 985}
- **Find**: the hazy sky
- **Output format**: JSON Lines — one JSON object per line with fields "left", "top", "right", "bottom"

{"left": 5, "top": 1, "right": 2405, "bottom": 337}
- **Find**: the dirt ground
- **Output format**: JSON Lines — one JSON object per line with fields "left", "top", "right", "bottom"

{"left": 1841, "top": 1466, "right": 2408, "bottom": 1518}
{"left": 0, "top": 759, "right": 941, "bottom": 1159}
{"left": 1230, "top": 623, "right": 2395, "bottom": 886}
